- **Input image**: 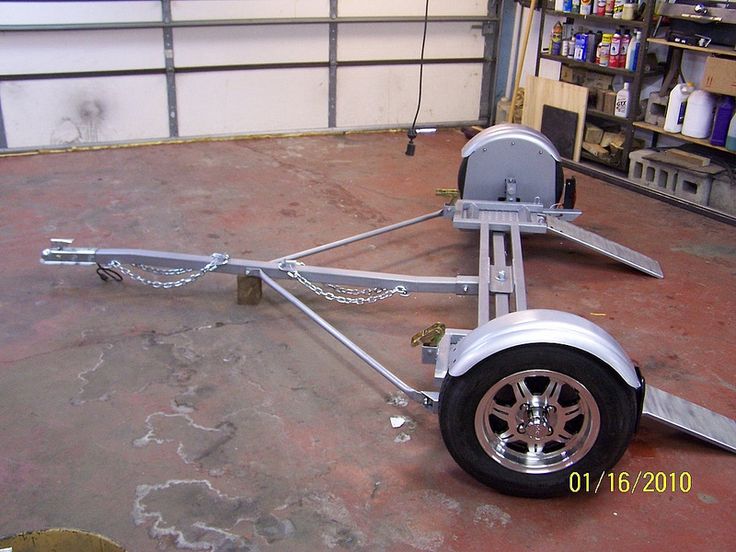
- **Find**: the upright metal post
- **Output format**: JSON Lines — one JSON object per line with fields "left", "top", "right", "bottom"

{"left": 328, "top": 0, "right": 338, "bottom": 128}
{"left": 161, "top": 0, "right": 179, "bottom": 137}
{"left": 479, "top": 0, "right": 500, "bottom": 124}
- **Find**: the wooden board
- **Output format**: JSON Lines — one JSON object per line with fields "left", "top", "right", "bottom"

{"left": 521, "top": 76, "right": 588, "bottom": 162}
{"left": 541, "top": 105, "right": 577, "bottom": 160}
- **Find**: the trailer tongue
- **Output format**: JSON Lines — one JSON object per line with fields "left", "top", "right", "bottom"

{"left": 40, "top": 124, "right": 736, "bottom": 497}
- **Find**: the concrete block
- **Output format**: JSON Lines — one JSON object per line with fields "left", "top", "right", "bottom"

{"left": 645, "top": 92, "right": 668, "bottom": 127}
{"left": 628, "top": 149, "right": 677, "bottom": 193}
{"left": 674, "top": 169, "right": 713, "bottom": 205}
{"left": 707, "top": 174, "right": 736, "bottom": 215}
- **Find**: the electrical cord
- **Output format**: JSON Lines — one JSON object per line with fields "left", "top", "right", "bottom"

{"left": 406, "top": 0, "right": 431, "bottom": 156}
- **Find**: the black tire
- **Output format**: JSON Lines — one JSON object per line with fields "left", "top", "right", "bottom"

{"left": 457, "top": 157, "right": 468, "bottom": 199}
{"left": 439, "top": 344, "right": 637, "bottom": 498}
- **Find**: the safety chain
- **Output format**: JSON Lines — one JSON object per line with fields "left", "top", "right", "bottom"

{"left": 278, "top": 261, "right": 409, "bottom": 305}
{"left": 107, "top": 253, "right": 230, "bottom": 289}
{"left": 131, "top": 263, "right": 192, "bottom": 276}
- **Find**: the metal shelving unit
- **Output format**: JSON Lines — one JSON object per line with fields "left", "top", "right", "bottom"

{"left": 534, "top": 2, "right": 658, "bottom": 172}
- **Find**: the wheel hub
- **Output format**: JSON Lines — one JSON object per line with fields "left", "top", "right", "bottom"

{"left": 518, "top": 404, "right": 554, "bottom": 441}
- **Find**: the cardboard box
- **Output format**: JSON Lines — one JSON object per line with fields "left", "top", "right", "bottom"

{"left": 583, "top": 72, "right": 613, "bottom": 91}
{"left": 702, "top": 56, "right": 736, "bottom": 97}
{"left": 560, "top": 66, "right": 586, "bottom": 86}
{"left": 603, "top": 91, "right": 617, "bottom": 115}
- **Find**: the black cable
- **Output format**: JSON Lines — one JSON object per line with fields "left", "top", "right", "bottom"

{"left": 96, "top": 263, "right": 123, "bottom": 282}
{"left": 406, "top": 0, "right": 431, "bottom": 156}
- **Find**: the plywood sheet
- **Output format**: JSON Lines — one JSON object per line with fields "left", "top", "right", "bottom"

{"left": 521, "top": 76, "right": 587, "bottom": 162}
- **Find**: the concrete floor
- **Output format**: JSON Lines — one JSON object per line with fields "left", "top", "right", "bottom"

{"left": 1, "top": 130, "right": 734, "bottom": 551}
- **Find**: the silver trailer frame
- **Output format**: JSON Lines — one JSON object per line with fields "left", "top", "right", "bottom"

{"left": 40, "top": 125, "right": 736, "bottom": 497}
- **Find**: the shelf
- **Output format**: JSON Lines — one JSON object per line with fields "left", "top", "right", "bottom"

{"left": 539, "top": 53, "right": 635, "bottom": 76}
{"left": 586, "top": 108, "right": 633, "bottom": 124}
{"left": 647, "top": 38, "right": 736, "bottom": 59}
{"left": 545, "top": 10, "right": 648, "bottom": 29}
{"left": 633, "top": 121, "right": 732, "bottom": 153}
{"left": 540, "top": 53, "right": 663, "bottom": 78}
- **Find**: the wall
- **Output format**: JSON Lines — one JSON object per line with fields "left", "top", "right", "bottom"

{"left": 0, "top": 0, "right": 498, "bottom": 151}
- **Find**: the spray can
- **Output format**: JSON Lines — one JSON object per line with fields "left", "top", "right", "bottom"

{"left": 572, "top": 0, "right": 581, "bottom": 13}
{"left": 605, "top": 0, "right": 615, "bottom": 16}
{"left": 596, "top": 0, "right": 606, "bottom": 16}
{"left": 551, "top": 21, "right": 563, "bottom": 55}
{"left": 609, "top": 29, "right": 622, "bottom": 68}
{"left": 563, "top": 0, "right": 572, "bottom": 12}
{"left": 580, "top": 0, "right": 593, "bottom": 15}
{"left": 664, "top": 82, "right": 695, "bottom": 133}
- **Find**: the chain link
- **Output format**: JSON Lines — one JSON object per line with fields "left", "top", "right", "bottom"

{"left": 131, "top": 263, "right": 192, "bottom": 276}
{"left": 279, "top": 261, "right": 409, "bottom": 305}
{"left": 107, "top": 253, "right": 230, "bottom": 289}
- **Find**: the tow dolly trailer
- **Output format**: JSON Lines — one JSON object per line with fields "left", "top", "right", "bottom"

{"left": 40, "top": 124, "right": 736, "bottom": 498}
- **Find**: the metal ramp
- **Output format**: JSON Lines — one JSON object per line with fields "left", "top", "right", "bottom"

{"left": 545, "top": 216, "right": 664, "bottom": 278}
{"left": 643, "top": 386, "right": 736, "bottom": 453}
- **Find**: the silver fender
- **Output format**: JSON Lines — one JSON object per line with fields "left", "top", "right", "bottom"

{"left": 461, "top": 123, "right": 561, "bottom": 161}
{"left": 449, "top": 309, "right": 641, "bottom": 389}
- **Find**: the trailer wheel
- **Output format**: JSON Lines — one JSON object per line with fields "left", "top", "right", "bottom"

{"left": 439, "top": 344, "right": 637, "bottom": 497}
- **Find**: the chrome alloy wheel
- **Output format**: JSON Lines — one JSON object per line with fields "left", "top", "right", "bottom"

{"left": 474, "top": 369, "right": 601, "bottom": 474}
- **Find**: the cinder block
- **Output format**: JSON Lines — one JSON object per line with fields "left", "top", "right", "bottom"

{"left": 645, "top": 92, "right": 668, "bottom": 127}
{"left": 707, "top": 174, "right": 735, "bottom": 215}
{"left": 674, "top": 169, "right": 712, "bottom": 205}
{"left": 628, "top": 149, "right": 677, "bottom": 193}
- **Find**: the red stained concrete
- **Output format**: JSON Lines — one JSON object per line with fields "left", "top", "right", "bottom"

{"left": 0, "top": 130, "right": 734, "bottom": 551}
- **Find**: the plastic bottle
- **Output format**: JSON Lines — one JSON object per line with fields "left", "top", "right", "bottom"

{"left": 726, "top": 112, "right": 736, "bottom": 152}
{"left": 682, "top": 90, "right": 716, "bottom": 138}
{"left": 615, "top": 82, "right": 630, "bottom": 118}
{"left": 609, "top": 29, "right": 622, "bottom": 68}
{"left": 575, "top": 33, "right": 588, "bottom": 61}
{"left": 581, "top": 0, "right": 593, "bottom": 15}
{"left": 625, "top": 30, "right": 640, "bottom": 71}
{"left": 586, "top": 31, "right": 598, "bottom": 62}
{"left": 551, "top": 21, "right": 563, "bottom": 55}
{"left": 598, "top": 33, "right": 612, "bottom": 67}
{"left": 664, "top": 82, "right": 695, "bottom": 133}
{"left": 620, "top": 29, "right": 631, "bottom": 67}
{"left": 710, "top": 95, "right": 735, "bottom": 147}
